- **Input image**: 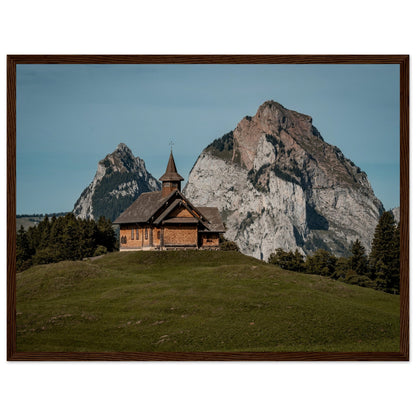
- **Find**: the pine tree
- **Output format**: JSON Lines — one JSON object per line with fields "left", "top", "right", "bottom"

{"left": 16, "top": 226, "right": 33, "bottom": 271}
{"left": 61, "top": 214, "right": 81, "bottom": 260}
{"left": 48, "top": 216, "right": 65, "bottom": 261}
{"left": 37, "top": 215, "right": 51, "bottom": 249}
{"left": 79, "top": 219, "right": 98, "bottom": 258}
{"left": 96, "top": 216, "right": 117, "bottom": 251}
{"left": 331, "top": 257, "right": 349, "bottom": 280}
{"left": 369, "top": 211, "right": 400, "bottom": 293}
{"left": 349, "top": 239, "right": 368, "bottom": 275}
{"left": 388, "top": 222, "right": 400, "bottom": 294}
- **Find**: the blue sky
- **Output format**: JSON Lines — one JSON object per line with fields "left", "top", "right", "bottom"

{"left": 16, "top": 64, "right": 400, "bottom": 214}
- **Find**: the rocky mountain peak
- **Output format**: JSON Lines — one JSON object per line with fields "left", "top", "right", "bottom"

{"left": 73, "top": 143, "right": 160, "bottom": 221}
{"left": 98, "top": 142, "right": 146, "bottom": 177}
{"left": 255, "top": 100, "right": 313, "bottom": 131}
{"left": 185, "top": 100, "right": 384, "bottom": 260}
{"left": 232, "top": 100, "right": 318, "bottom": 172}
{"left": 116, "top": 142, "right": 130, "bottom": 152}
{"left": 212, "top": 100, "right": 367, "bottom": 192}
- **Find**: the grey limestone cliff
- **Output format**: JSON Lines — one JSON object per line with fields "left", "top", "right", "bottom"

{"left": 184, "top": 100, "right": 384, "bottom": 260}
{"left": 391, "top": 207, "right": 400, "bottom": 223}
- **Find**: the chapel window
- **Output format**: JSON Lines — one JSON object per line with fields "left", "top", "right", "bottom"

{"left": 131, "top": 229, "right": 134, "bottom": 240}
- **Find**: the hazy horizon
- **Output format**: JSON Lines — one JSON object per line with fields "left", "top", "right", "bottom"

{"left": 16, "top": 64, "right": 400, "bottom": 214}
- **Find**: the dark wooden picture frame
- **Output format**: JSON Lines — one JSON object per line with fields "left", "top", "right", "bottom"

{"left": 7, "top": 55, "right": 409, "bottom": 361}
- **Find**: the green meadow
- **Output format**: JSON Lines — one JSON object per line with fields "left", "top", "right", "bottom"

{"left": 16, "top": 251, "right": 400, "bottom": 352}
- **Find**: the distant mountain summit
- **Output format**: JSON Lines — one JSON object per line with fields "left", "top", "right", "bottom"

{"left": 73, "top": 143, "right": 161, "bottom": 221}
{"left": 184, "top": 100, "right": 384, "bottom": 259}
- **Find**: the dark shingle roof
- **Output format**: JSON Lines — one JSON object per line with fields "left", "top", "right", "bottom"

{"left": 153, "top": 199, "right": 182, "bottom": 224}
{"left": 113, "top": 189, "right": 225, "bottom": 234}
{"left": 113, "top": 191, "right": 169, "bottom": 224}
{"left": 197, "top": 207, "right": 226, "bottom": 232}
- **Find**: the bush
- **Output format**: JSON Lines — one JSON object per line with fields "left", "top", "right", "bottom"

{"left": 220, "top": 236, "right": 239, "bottom": 251}
{"left": 340, "top": 272, "right": 376, "bottom": 289}
{"left": 17, "top": 258, "right": 33, "bottom": 272}
{"left": 305, "top": 249, "right": 337, "bottom": 276}
{"left": 32, "top": 248, "right": 61, "bottom": 265}
{"left": 93, "top": 245, "right": 108, "bottom": 257}
{"left": 268, "top": 248, "right": 305, "bottom": 272}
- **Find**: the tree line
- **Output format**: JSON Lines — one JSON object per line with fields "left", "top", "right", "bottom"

{"left": 17, "top": 213, "right": 117, "bottom": 271}
{"left": 16, "top": 210, "right": 400, "bottom": 295}
{"left": 268, "top": 211, "right": 400, "bottom": 294}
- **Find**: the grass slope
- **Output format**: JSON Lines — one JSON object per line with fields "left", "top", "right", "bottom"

{"left": 16, "top": 251, "right": 400, "bottom": 352}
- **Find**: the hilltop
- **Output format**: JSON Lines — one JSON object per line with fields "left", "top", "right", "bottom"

{"left": 16, "top": 251, "right": 399, "bottom": 352}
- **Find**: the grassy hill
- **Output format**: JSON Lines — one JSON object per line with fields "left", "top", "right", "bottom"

{"left": 16, "top": 251, "right": 400, "bottom": 352}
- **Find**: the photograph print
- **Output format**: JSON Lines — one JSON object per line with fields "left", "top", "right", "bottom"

{"left": 8, "top": 56, "right": 409, "bottom": 360}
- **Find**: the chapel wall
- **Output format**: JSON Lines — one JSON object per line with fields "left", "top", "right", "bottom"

{"left": 164, "top": 225, "right": 198, "bottom": 246}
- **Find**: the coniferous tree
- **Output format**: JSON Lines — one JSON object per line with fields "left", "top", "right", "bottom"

{"left": 330, "top": 257, "right": 349, "bottom": 280}
{"left": 62, "top": 214, "right": 81, "bottom": 260}
{"left": 369, "top": 211, "right": 400, "bottom": 293}
{"left": 389, "top": 222, "right": 400, "bottom": 294}
{"left": 38, "top": 215, "right": 51, "bottom": 249}
{"left": 17, "top": 214, "right": 117, "bottom": 271}
{"left": 96, "top": 216, "right": 117, "bottom": 251}
{"left": 79, "top": 219, "right": 98, "bottom": 258}
{"left": 16, "top": 226, "right": 33, "bottom": 270}
{"left": 349, "top": 239, "right": 368, "bottom": 276}
{"left": 48, "top": 216, "right": 65, "bottom": 261}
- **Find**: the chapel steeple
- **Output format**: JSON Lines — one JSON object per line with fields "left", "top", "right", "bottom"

{"left": 159, "top": 150, "right": 184, "bottom": 197}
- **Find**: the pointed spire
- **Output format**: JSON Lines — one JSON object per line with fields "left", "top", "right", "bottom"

{"left": 159, "top": 150, "right": 184, "bottom": 182}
